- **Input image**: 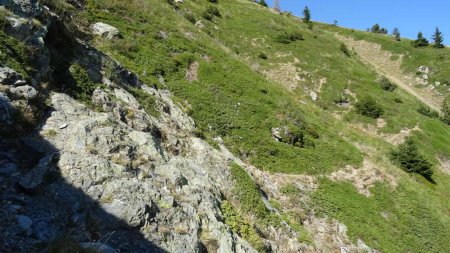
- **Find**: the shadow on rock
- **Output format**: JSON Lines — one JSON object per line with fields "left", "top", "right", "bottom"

{"left": 0, "top": 96, "right": 166, "bottom": 253}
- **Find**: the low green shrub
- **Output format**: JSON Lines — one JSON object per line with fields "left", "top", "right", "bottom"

{"left": 440, "top": 100, "right": 450, "bottom": 125}
{"left": 183, "top": 12, "right": 196, "bottom": 24}
{"left": 275, "top": 31, "right": 304, "bottom": 44}
{"left": 68, "top": 64, "right": 98, "bottom": 104}
{"left": 355, "top": 97, "right": 383, "bottom": 118}
{"left": 258, "top": 52, "right": 268, "bottom": 60}
{"left": 394, "top": 97, "right": 403, "bottom": 103}
{"left": 417, "top": 105, "right": 439, "bottom": 118}
{"left": 203, "top": 5, "right": 221, "bottom": 21}
{"left": 379, "top": 77, "right": 397, "bottom": 91}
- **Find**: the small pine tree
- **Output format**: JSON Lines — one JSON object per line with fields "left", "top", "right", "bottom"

{"left": 393, "top": 28, "right": 401, "bottom": 41}
{"left": 333, "top": 20, "right": 338, "bottom": 26}
{"left": 258, "top": 0, "right": 268, "bottom": 7}
{"left": 390, "top": 138, "right": 433, "bottom": 179}
{"left": 432, "top": 27, "right": 444, "bottom": 48}
{"left": 303, "top": 6, "right": 311, "bottom": 23}
{"left": 413, "top": 32, "right": 429, "bottom": 47}
{"left": 371, "top": 24, "right": 380, "bottom": 33}
{"left": 379, "top": 28, "right": 388, "bottom": 34}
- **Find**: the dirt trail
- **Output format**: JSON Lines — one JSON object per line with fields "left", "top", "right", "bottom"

{"left": 336, "top": 35, "right": 442, "bottom": 112}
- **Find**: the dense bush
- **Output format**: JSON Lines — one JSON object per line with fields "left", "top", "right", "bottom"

{"left": 417, "top": 105, "right": 439, "bottom": 118}
{"left": 390, "top": 138, "right": 433, "bottom": 179}
{"left": 379, "top": 77, "right": 397, "bottom": 91}
{"left": 275, "top": 31, "right": 304, "bottom": 44}
{"left": 203, "top": 5, "right": 221, "bottom": 21}
{"left": 355, "top": 97, "right": 383, "bottom": 118}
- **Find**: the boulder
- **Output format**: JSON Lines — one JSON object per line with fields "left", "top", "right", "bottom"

{"left": 91, "top": 22, "right": 120, "bottom": 40}
{"left": 0, "top": 66, "right": 24, "bottom": 85}
{"left": 418, "top": 65, "right": 430, "bottom": 74}
{"left": 271, "top": 127, "right": 282, "bottom": 141}
{"left": 9, "top": 85, "right": 37, "bottom": 100}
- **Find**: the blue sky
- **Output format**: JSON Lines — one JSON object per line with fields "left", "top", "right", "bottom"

{"left": 265, "top": 0, "right": 449, "bottom": 41}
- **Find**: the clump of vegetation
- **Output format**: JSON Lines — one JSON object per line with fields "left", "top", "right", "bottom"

{"left": 220, "top": 200, "right": 266, "bottom": 252}
{"left": 0, "top": 30, "right": 32, "bottom": 79}
{"left": 417, "top": 105, "right": 439, "bottom": 118}
{"left": 183, "top": 12, "right": 196, "bottom": 24}
{"left": 390, "top": 138, "right": 433, "bottom": 179}
{"left": 207, "top": 0, "right": 218, "bottom": 3}
{"left": 258, "top": 0, "right": 268, "bottom": 7}
{"left": 413, "top": 32, "right": 429, "bottom": 47}
{"left": 355, "top": 97, "right": 384, "bottom": 118}
{"left": 203, "top": 5, "right": 221, "bottom": 20}
{"left": 379, "top": 77, "right": 397, "bottom": 91}
{"left": 370, "top": 24, "right": 388, "bottom": 34}
{"left": 440, "top": 99, "right": 450, "bottom": 125}
{"left": 68, "top": 64, "right": 99, "bottom": 104}
{"left": 275, "top": 31, "right": 304, "bottom": 44}
{"left": 128, "top": 87, "right": 159, "bottom": 117}
{"left": 339, "top": 43, "right": 351, "bottom": 56}
{"left": 258, "top": 52, "right": 268, "bottom": 59}
{"left": 230, "top": 163, "right": 268, "bottom": 219}
{"left": 334, "top": 95, "right": 349, "bottom": 105}
{"left": 394, "top": 97, "right": 403, "bottom": 103}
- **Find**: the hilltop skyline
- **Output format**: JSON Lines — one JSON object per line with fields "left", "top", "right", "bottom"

{"left": 266, "top": 0, "right": 449, "bottom": 42}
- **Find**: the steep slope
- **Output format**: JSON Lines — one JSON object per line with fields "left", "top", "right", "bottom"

{"left": 336, "top": 34, "right": 443, "bottom": 112}
{"left": 1, "top": 0, "right": 450, "bottom": 253}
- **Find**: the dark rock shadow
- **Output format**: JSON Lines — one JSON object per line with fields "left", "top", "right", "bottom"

{"left": 0, "top": 96, "right": 167, "bottom": 253}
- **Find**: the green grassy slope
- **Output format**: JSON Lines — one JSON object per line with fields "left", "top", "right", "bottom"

{"left": 38, "top": 0, "right": 450, "bottom": 252}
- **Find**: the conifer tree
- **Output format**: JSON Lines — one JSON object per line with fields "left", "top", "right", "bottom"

{"left": 303, "top": 6, "right": 311, "bottom": 23}
{"left": 432, "top": 27, "right": 444, "bottom": 48}
{"left": 393, "top": 28, "right": 401, "bottom": 41}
